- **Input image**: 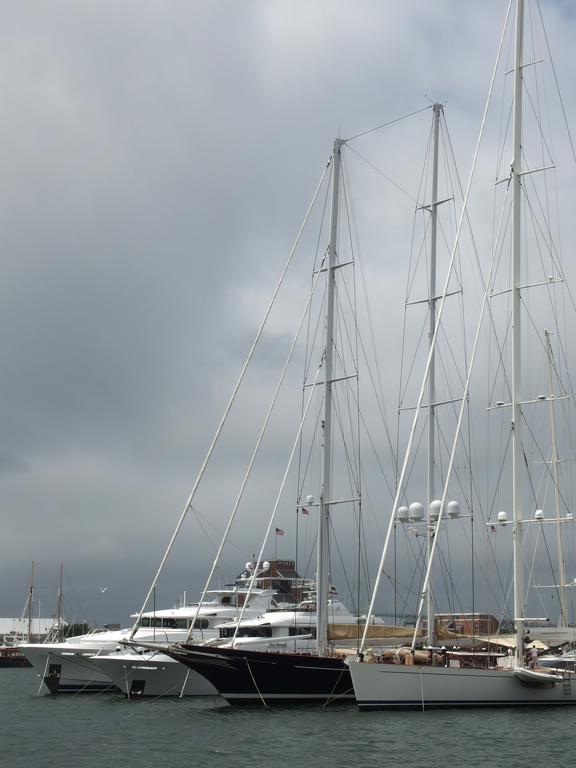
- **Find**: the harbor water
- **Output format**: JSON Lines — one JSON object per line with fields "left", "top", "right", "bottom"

{"left": 1, "top": 667, "right": 574, "bottom": 767}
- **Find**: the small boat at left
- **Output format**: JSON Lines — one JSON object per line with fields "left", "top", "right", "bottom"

{"left": 0, "top": 645, "right": 31, "bottom": 668}
{"left": 0, "top": 562, "right": 60, "bottom": 669}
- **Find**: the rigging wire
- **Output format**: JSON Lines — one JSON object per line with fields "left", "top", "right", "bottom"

{"left": 344, "top": 144, "right": 420, "bottom": 204}
{"left": 343, "top": 104, "right": 432, "bottom": 143}
{"left": 129, "top": 157, "right": 332, "bottom": 639}
{"left": 536, "top": 0, "right": 576, "bottom": 165}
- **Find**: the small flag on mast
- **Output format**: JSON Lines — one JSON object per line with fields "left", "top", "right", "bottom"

{"left": 302, "top": 508, "right": 310, "bottom": 516}
{"left": 275, "top": 527, "right": 285, "bottom": 536}
{"left": 490, "top": 525, "right": 496, "bottom": 533}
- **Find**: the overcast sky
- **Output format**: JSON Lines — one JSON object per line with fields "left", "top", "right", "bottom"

{"left": 1, "top": 0, "right": 576, "bottom": 627}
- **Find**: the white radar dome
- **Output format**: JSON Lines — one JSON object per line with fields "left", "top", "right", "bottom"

{"left": 430, "top": 500, "right": 442, "bottom": 521}
{"left": 447, "top": 501, "right": 460, "bottom": 518}
{"left": 397, "top": 506, "right": 410, "bottom": 522}
{"left": 409, "top": 502, "right": 424, "bottom": 521}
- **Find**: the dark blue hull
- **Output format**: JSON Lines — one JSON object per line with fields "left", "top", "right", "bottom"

{"left": 167, "top": 644, "right": 354, "bottom": 705}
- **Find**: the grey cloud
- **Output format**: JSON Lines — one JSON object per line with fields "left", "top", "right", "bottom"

{"left": 0, "top": 0, "right": 574, "bottom": 626}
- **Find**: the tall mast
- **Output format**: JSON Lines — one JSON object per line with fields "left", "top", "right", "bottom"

{"left": 56, "top": 562, "right": 64, "bottom": 641}
{"left": 316, "top": 138, "right": 342, "bottom": 656}
{"left": 426, "top": 103, "right": 442, "bottom": 647}
{"left": 544, "top": 329, "right": 568, "bottom": 626}
{"left": 511, "top": 0, "right": 525, "bottom": 664}
{"left": 27, "top": 561, "right": 35, "bottom": 643}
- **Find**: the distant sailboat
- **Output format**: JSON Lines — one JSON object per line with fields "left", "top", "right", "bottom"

{"left": 0, "top": 563, "right": 36, "bottom": 668}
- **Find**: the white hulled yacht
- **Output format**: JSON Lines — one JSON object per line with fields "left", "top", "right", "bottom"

{"left": 20, "top": 585, "right": 273, "bottom": 694}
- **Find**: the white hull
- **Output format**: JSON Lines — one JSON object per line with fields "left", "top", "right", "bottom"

{"left": 22, "top": 643, "right": 118, "bottom": 693}
{"left": 19, "top": 602, "right": 255, "bottom": 694}
{"left": 91, "top": 652, "right": 219, "bottom": 697}
{"left": 348, "top": 660, "right": 576, "bottom": 709}
{"left": 20, "top": 628, "right": 208, "bottom": 694}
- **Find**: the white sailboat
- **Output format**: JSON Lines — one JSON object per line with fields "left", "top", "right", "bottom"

{"left": 347, "top": 0, "right": 576, "bottom": 709}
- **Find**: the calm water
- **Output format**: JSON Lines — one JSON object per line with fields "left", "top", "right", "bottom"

{"left": 1, "top": 667, "right": 575, "bottom": 767}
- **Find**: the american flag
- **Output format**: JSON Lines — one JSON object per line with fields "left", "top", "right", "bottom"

{"left": 301, "top": 508, "right": 310, "bottom": 516}
{"left": 275, "top": 527, "right": 285, "bottom": 536}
